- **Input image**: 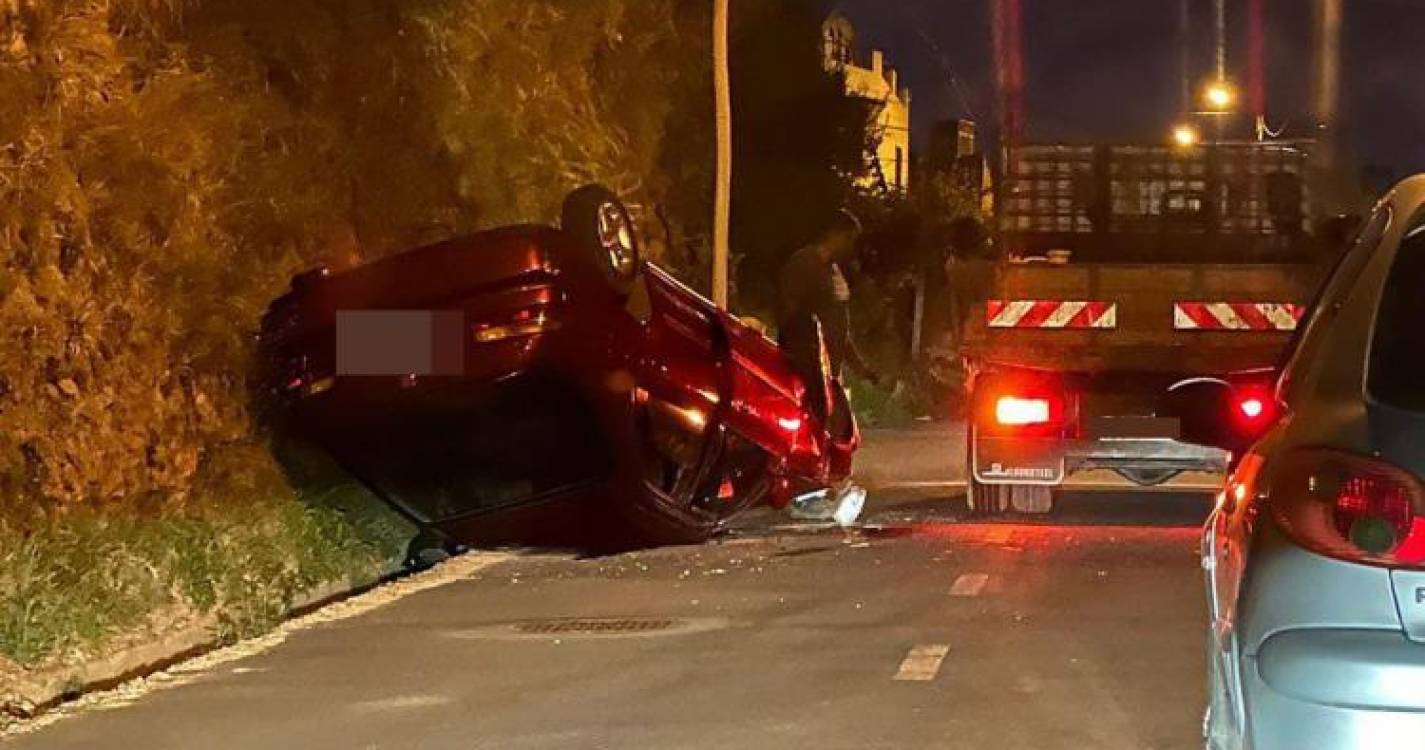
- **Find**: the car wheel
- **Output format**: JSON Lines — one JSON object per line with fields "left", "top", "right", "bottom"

{"left": 560, "top": 184, "right": 642, "bottom": 296}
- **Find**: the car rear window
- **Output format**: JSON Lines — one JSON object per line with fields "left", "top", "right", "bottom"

{"left": 1369, "top": 219, "right": 1425, "bottom": 411}
{"left": 1279, "top": 205, "right": 1392, "bottom": 390}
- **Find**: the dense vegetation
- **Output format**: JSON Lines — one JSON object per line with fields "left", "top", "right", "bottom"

{"left": 0, "top": 0, "right": 872, "bottom": 668}
{"left": 0, "top": 0, "right": 714, "bottom": 515}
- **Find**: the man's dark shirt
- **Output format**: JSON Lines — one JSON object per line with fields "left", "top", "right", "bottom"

{"left": 778, "top": 244, "right": 852, "bottom": 376}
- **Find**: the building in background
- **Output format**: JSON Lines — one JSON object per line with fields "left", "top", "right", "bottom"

{"left": 823, "top": 12, "right": 912, "bottom": 194}
{"left": 925, "top": 118, "right": 995, "bottom": 217}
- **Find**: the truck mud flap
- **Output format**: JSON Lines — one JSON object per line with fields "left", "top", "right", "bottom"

{"left": 972, "top": 436, "right": 1066, "bottom": 486}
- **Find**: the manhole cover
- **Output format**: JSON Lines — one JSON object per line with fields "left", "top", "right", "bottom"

{"left": 447, "top": 617, "right": 728, "bottom": 641}
{"left": 514, "top": 618, "right": 678, "bottom": 635}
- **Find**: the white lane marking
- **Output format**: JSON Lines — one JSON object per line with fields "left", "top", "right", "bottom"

{"left": 349, "top": 694, "right": 454, "bottom": 713}
{"left": 894, "top": 645, "right": 951, "bottom": 682}
{"left": 950, "top": 573, "right": 990, "bottom": 597}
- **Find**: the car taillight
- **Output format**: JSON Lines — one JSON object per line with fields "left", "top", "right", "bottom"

{"left": 472, "top": 307, "right": 560, "bottom": 343}
{"left": 996, "top": 396, "right": 1054, "bottom": 427}
{"left": 1267, "top": 450, "right": 1425, "bottom": 567}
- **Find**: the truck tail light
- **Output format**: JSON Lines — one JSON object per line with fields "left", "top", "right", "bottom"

{"left": 996, "top": 396, "right": 1055, "bottom": 427}
{"left": 1267, "top": 450, "right": 1425, "bottom": 567}
{"left": 1232, "top": 388, "right": 1279, "bottom": 434}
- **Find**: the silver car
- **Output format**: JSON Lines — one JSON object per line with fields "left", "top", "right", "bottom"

{"left": 1204, "top": 175, "right": 1425, "bottom": 749}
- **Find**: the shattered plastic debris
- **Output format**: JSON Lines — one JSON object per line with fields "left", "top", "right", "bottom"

{"left": 787, "top": 483, "right": 868, "bottom": 528}
{"left": 833, "top": 485, "right": 867, "bottom": 527}
{"left": 787, "top": 489, "right": 832, "bottom": 521}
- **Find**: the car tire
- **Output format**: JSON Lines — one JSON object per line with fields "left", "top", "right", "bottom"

{"left": 560, "top": 184, "right": 642, "bottom": 296}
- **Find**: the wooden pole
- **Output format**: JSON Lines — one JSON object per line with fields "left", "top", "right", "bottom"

{"left": 712, "top": 0, "right": 732, "bottom": 308}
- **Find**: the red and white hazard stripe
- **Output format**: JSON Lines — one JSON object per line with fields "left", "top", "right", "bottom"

{"left": 1174, "top": 302, "right": 1305, "bottom": 331}
{"left": 987, "top": 300, "right": 1117, "bottom": 330}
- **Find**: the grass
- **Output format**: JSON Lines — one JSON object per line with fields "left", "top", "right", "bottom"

{"left": 0, "top": 448, "right": 415, "bottom": 669}
{"left": 846, "top": 373, "right": 940, "bottom": 429}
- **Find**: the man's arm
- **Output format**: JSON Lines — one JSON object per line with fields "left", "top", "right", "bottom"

{"left": 842, "top": 331, "right": 879, "bottom": 386}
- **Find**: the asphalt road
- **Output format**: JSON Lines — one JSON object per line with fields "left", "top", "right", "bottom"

{"left": 10, "top": 488, "right": 1213, "bottom": 750}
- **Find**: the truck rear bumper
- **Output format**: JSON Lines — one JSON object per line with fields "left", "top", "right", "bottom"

{"left": 974, "top": 435, "right": 1230, "bottom": 491}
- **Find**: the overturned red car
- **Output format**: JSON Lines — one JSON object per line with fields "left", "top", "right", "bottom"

{"left": 260, "top": 186, "right": 857, "bottom": 547}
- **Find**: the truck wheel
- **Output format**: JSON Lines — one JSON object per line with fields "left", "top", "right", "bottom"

{"left": 969, "top": 481, "right": 1055, "bottom": 515}
{"left": 966, "top": 424, "right": 1056, "bottom": 515}
{"left": 967, "top": 478, "right": 1010, "bottom": 516}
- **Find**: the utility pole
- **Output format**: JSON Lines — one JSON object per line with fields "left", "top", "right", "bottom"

{"left": 1180, "top": 0, "right": 1192, "bottom": 115}
{"left": 1248, "top": 0, "right": 1266, "bottom": 139}
{"left": 712, "top": 0, "right": 732, "bottom": 309}
{"left": 1314, "top": 0, "right": 1342, "bottom": 133}
{"left": 1214, "top": 0, "right": 1227, "bottom": 81}
{"left": 991, "top": 0, "right": 1025, "bottom": 151}
{"left": 1313, "top": 0, "right": 1344, "bottom": 211}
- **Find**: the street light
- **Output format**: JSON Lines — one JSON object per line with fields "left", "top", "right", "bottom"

{"left": 1172, "top": 124, "right": 1201, "bottom": 148}
{"left": 1203, "top": 80, "right": 1237, "bottom": 113}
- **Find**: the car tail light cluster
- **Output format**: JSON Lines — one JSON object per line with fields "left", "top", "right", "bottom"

{"left": 473, "top": 307, "right": 560, "bottom": 344}
{"left": 1266, "top": 449, "right": 1425, "bottom": 567}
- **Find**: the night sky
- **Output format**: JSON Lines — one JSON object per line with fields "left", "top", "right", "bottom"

{"left": 834, "top": 0, "right": 1425, "bottom": 182}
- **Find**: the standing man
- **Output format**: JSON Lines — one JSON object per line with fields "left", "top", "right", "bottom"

{"left": 777, "top": 209, "right": 876, "bottom": 525}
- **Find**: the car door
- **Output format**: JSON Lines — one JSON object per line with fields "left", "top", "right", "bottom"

{"left": 1205, "top": 201, "right": 1396, "bottom": 739}
{"left": 1364, "top": 207, "right": 1425, "bottom": 645}
{"left": 627, "top": 266, "right": 727, "bottom": 503}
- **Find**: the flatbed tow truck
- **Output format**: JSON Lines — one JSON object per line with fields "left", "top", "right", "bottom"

{"left": 962, "top": 140, "right": 1333, "bottom": 514}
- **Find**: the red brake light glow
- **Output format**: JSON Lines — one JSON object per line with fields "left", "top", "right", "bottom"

{"left": 1230, "top": 387, "right": 1279, "bottom": 436}
{"left": 995, "top": 396, "right": 1054, "bottom": 427}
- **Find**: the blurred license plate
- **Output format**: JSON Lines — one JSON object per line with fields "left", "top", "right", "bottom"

{"left": 1085, "top": 417, "right": 1181, "bottom": 440}
{"left": 336, "top": 310, "right": 464, "bottom": 376}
